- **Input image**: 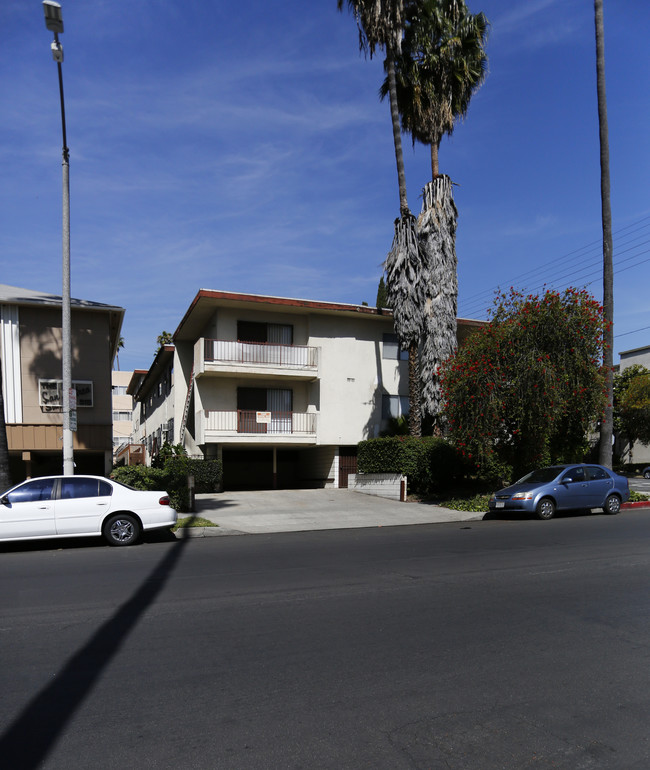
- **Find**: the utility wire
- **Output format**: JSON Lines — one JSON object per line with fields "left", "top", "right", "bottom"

{"left": 460, "top": 214, "right": 650, "bottom": 319}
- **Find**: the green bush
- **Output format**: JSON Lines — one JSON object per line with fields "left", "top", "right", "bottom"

{"left": 111, "top": 457, "right": 223, "bottom": 513}
{"left": 358, "top": 436, "right": 464, "bottom": 495}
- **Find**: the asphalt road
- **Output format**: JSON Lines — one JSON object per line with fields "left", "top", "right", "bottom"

{"left": 2, "top": 511, "right": 650, "bottom": 769}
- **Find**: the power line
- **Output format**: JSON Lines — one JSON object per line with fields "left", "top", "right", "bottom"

{"left": 459, "top": 214, "right": 650, "bottom": 319}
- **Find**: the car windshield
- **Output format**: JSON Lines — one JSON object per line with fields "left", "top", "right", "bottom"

{"left": 515, "top": 467, "right": 564, "bottom": 485}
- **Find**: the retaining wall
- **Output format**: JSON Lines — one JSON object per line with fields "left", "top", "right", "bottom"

{"left": 348, "top": 473, "right": 406, "bottom": 502}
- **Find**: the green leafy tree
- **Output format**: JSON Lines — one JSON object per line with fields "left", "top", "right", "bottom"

{"left": 440, "top": 288, "right": 607, "bottom": 479}
{"left": 615, "top": 366, "right": 650, "bottom": 462}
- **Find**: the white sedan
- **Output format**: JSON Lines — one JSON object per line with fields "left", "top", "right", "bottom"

{"left": 0, "top": 475, "right": 177, "bottom": 546}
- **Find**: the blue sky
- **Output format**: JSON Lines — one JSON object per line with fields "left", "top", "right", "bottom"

{"left": 2, "top": 0, "right": 649, "bottom": 372}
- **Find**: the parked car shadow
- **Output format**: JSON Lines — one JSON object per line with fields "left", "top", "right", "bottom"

{"left": 0, "top": 518, "right": 196, "bottom": 767}
{"left": 0, "top": 527, "right": 177, "bottom": 553}
{"left": 483, "top": 508, "right": 604, "bottom": 521}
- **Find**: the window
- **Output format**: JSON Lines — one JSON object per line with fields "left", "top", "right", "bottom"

{"left": 562, "top": 467, "right": 585, "bottom": 483}
{"left": 112, "top": 385, "right": 128, "bottom": 396}
{"left": 60, "top": 477, "right": 111, "bottom": 500}
{"left": 39, "top": 380, "right": 94, "bottom": 408}
{"left": 382, "top": 395, "right": 410, "bottom": 419}
{"left": 382, "top": 333, "right": 408, "bottom": 361}
{"left": 587, "top": 466, "right": 609, "bottom": 481}
{"left": 6, "top": 478, "right": 55, "bottom": 504}
{"left": 113, "top": 410, "right": 132, "bottom": 421}
{"left": 237, "top": 321, "right": 293, "bottom": 344}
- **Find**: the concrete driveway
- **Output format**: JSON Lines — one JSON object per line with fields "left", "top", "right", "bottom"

{"left": 191, "top": 488, "right": 483, "bottom": 535}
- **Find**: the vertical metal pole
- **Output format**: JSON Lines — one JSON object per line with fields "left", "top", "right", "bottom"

{"left": 57, "top": 56, "right": 74, "bottom": 475}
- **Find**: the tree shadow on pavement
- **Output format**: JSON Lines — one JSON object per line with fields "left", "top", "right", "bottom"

{"left": 0, "top": 518, "right": 197, "bottom": 768}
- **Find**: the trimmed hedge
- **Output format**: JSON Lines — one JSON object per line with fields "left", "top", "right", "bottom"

{"left": 111, "top": 458, "right": 222, "bottom": 513}
{"left": 358, "top": 436, "right": 463, "bottom": 495}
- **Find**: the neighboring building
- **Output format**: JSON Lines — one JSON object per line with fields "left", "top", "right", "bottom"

{"left": 0, "top": 283, "right": 124, "bottom": 481}
{"left": 130, "top": 289, "right": 483, "bottom": 489}
{"left": 128, "top": 347, "right": 174, "bottom": 465}
{"left": 617, "top": 344, "right": 650, "bottom": 465}
{"left": 112, "top": 369, "right": 134, "bottom": 460}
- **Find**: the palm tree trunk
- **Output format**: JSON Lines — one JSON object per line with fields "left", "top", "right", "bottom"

{"left": 430, "top": 137, "right": 442, "bottom": 180}
{"left": 0, "top": 360, "right": 11, "bottom": 490}
{"left": 594, "top": 0, "right": 614, "bottom": 468}
{"left": 408, "top": 340, "right": 422, "bottom": 436}
{"left": 417, "top": 176, "right": 458, "bottom": 429}
{"left": 385, "top": 53, "right": 410, "bottom": 217}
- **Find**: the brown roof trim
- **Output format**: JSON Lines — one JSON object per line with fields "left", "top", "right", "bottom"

{"left": 129, "top": 346, "right": 175, "bottom": 401}
{"left": 173, "top": 288, "right": 485, "bottom": 338}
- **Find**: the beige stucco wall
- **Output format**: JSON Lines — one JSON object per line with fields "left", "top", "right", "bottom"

{"left": 200, "top": 307, "right": 309, "bottom": 346}
{"left": 19, "top": 306, "right": 112, "bottom": 426}
{"left": 307, "top": 312, "right": 405, "bottom": 445}
{"left": 195, "top": 377, "right": 311, "bottom": 413}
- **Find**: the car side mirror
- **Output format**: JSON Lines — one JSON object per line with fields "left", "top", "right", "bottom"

{"left": 0, "top": 495, "right": 8, "bottom": 505}
{"left": 563, "top": 477, "right": 573, "bottom": 484}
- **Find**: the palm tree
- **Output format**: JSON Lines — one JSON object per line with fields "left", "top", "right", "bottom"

{"left": 339, "top": 0, "right": 425, "bottom": 435}
{"left": 114, "top": 335, "right": 124, "bottom": 371}
{"left": 156, "top": 331, "right": 173, "bottom": 353}
{"left": 386, "top": 0, "right": 488, "bottom": 180}
{"left": 594, "top": 0, "right": 613, "bottom": 468}
{"left": 381, "top": 0, "right": 488, "bottom": 427}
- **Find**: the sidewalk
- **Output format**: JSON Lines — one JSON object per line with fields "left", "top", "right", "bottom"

{"left": 177, "top": 488, "right": 485, "bottom": 537}
{"left": 174, "top": 488, "right": 650, "bottom": 538}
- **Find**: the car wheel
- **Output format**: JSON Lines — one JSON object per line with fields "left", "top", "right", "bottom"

{"left": 644, "top": 470, "right": 650, "bottom": 479}
{"left": 604, "top": 495, "right": 621, "bottom": 515}
{"left": 536, "top": 498, "right": 555, "bottom": 520}
{"left": 103, "top": 514, "right": 141, "bottom": 546}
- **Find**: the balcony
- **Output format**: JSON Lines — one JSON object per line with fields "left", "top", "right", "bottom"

{"left": 195, "top": 338, "right": 319, "bottom": 381}
{"left": 197, "top": 410, "right": 318, "bottom": 445}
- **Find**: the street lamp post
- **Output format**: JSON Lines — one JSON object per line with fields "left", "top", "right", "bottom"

{"left": 43, "top": 1, "right": 74, "bottom": 475}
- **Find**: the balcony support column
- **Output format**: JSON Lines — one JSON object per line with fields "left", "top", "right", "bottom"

{"left": 272, "top": 446, "right": 278, "bottom": 490}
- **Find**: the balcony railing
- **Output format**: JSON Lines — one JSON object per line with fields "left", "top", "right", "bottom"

{"left": 203, "top": 410, "right": 316, "bottom": 436}
{"left": 204, "top": 339, "right": 318, "bottom": 369}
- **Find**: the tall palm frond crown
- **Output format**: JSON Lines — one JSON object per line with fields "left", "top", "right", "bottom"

{"left": 380, "top": 0, "right": 488, "bottom": 174}
{"left": 337, "top": 0, "right": 410, "bottom": 56}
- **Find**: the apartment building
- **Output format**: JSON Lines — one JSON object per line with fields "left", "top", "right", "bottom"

{"left": 111, "top": 369, "right": 134, "bottom": 459}
{"left": 129, "top": 289, "right": 482, "bottom": 489}
{"left": 0, "top": 283, "right": 124, "bottom": 481}
{"left": 128, "top": 345, "right": 174, "bottom": 463}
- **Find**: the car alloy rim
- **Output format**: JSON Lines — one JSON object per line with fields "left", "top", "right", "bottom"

{"left": 110, "top": 519, "right": 134, "bottom": 542}
{"left": 540, "top": 501, "right": 553, "bottom": 518}
{"left": 608, "top": 497, "right": 620, "bottom": 513}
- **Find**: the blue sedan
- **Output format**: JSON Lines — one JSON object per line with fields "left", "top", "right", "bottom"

{"left": 489, "top": 464, "right": 630, "bottom": 520}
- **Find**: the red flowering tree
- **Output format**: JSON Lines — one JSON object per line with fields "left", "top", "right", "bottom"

{"left": 440, "top": 288, "right": 607, "bottom": 479}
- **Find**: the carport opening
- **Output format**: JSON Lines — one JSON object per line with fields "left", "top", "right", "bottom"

{"left": 222, "top": 448, "right": 302, "bottom": 491}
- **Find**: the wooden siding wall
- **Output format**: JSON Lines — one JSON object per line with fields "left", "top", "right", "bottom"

{"left": 7, "top": 424, "right": 112, "bottom": 451}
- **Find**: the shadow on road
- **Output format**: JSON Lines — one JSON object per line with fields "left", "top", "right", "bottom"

{"left": 0, "top": 518, "right": 196, "bottom": 768}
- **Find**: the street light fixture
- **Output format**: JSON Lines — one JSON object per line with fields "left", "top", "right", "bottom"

{"left": 43, "top": 0, "right": 74, "bottom": 475}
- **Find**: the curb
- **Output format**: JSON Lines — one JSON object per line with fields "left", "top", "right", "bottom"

{"left": 173, "top": 526, "right": 223, "bottom": 538}
{"left": 622, "top": 501, "right": 650, "bottom": 510}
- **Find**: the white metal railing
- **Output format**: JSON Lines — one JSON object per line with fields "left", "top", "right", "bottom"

{"left": 204, "top": 339, "right": 318, "bottom": 369}
{"left": 203, "top": 410, "right": 316, "bottom": 436}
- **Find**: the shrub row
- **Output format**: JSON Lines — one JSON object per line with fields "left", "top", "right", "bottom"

{"left": 111, "top": 458, "right": 222, "bottom": 513}
{"left": 357, "top": 436, "right": 464, "bottom": 495}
